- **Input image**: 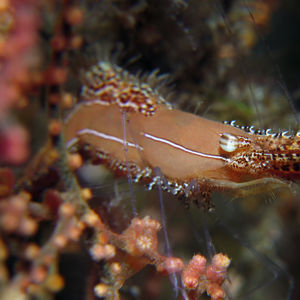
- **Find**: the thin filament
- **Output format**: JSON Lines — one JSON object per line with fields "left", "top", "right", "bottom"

{"left": 154, "top": 167, "right": 179, "bottom": 298}
{"left": 122, "top": 112, "right": 137, "bottom": 217}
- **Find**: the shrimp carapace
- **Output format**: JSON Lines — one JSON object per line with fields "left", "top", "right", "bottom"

{"left": 64, "top": 62, "right": 295, "bottom": 204}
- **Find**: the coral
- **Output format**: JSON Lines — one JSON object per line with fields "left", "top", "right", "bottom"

{"left": 0, "top": 0, "right": 299, "bottom": 300}
{"left": 0, "top": 0, "right": 40, "bottom": 165}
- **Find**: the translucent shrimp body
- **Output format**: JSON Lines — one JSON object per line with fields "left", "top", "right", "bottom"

{"left": 64, "top": 62, "right": 293, "bottom": 204}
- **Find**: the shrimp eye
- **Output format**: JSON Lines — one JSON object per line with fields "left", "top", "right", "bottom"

{"left": 219, "top": 133, "right": 238, "bottom": 153}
